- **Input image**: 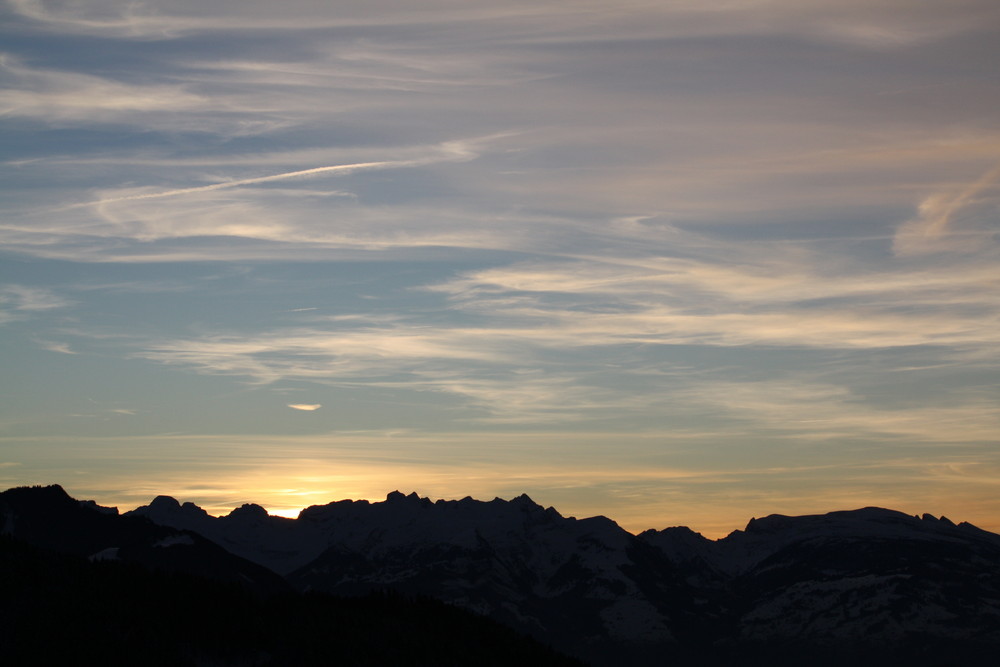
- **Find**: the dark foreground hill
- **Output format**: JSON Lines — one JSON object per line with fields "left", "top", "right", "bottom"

{"left": 0, "top": 486, "right": 581, "bottom": 667}
{"left": 5, "top": 484, "right": 1000, "bottom": 666}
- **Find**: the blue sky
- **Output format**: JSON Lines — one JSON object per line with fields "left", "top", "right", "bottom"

{"left": 2, "top": 0, "right": 999, "bottom": 536}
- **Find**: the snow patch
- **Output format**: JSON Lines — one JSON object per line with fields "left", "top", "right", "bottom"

{"left": 154, "top": 534, "right": 195, "bottom": 548}
{"left": 600, "top": 598, "right": 674, "bottom": 643}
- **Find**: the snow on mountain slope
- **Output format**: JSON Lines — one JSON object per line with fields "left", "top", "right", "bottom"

{"left": 641, "top": 506, "right": 1000, "bottom": 576}
{"left": 296, "top": 492, "right": 633, "bottom": 579}
{"left": 117, "top": 489, "right": 1000, "bottom": 666}
{"left": 727, "top": 514, "right": 1000, "bottom": 647}
{"left": 127, "top": 495, "right": 327, "bottom": 574}
{"left": 288, "top": 492, "right": 690, "bottom": 664}
{"left": 130, "top": 490, "right": 690, "bottom": 661}
{"left": 637, "top": 506, "right": 1000, "bottom": 657}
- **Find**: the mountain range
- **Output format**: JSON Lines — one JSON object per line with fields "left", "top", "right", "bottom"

{"left": 4, "top": 484, "right": 1000, "bottom": 666}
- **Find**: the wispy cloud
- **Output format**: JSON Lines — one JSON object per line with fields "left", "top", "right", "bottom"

{"left": 287, "top": 404, "right": 321, "bottom": 411}
{"left": 37, "top": 340, "right": 75, "bottom": 354}
{"left": 0, "top": 285, "right": 69, "bottom": 311}
{"left": 3, "top": 0, "right": 1000, "bottom": 537}
{"left": 0, "top": 54, "right": 207, "bottom": 122}
{"left": 0, "top": 137, "right": 506, "bottom": 261}
{"left": 107, "top": 253, "right": 997, "bottom": 423}
{"left": 675, "top": 379, "right": 1000, "bottom": 443}
{"left": 0, "top": 285, "right": 71, "bottom": 325}
{"left": 11, "top": 0, "right": 998, "bottom": 46}
{"left": 893, "top": 161, "right": 1000, "bottom": 256}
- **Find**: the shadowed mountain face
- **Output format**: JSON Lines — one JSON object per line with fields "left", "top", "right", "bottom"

{"left": 0, "top": 484, "right": 287, "bottom": 594}
{"left": 6, "top": 485, "right": 1000, "bottom": 666}
{"left": 0, "top": 537, "right": 583, "bottom": 667}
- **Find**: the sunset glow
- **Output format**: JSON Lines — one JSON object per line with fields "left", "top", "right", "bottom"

{"left": 2, "top": 0, "right": 998, "bottom": 537}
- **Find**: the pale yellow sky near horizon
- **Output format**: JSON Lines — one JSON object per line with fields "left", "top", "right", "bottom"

{"left": 5, "top": 431, "right": 1000, "bottom": 539}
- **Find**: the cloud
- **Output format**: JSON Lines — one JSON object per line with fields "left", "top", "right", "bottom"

{"left": 37, "top": 340, "right": 75, "bottom": 354}
{"left": 675, "top": 379, "right": 1000, "bottom": 444}
{"left": 427, "top": 248, "right": 1000, "bottom": 352}
{"left": 3, "top": 0, "right": 1000, "bottom": 549}
{"left": 114, "top": 292, "right": 997, "bottom": 424}
{"left": 10, "top": 0, "right": 998, "bottom": 48}
{"left": 287, "top": 404, "right": 322, "bottom": 411}
{"left": 0, "top": 285, "right": 71, "bottom": 325}
{"left": 7, "top": 0, "right": 552, "bottom": 37}
{"left": 182, "top": 50, "right": 547, "bottom": 94}
{"left": 0, "top": 285, "right": 69, "bottom": 311}
{"left": 11, "top": 429, "right": 1000, "bottom": 538}
{"left": 76, "top": 213, "right": 993, "bottom": 427}
{"left": 47, "top": 208, "right": 987, "bottom": 431}
{"left": 64, "top": 136, "right": 482, "bottom": 209}
{"left": 5, "top": 1, "right": 999, "bottom": 269}
{"left": 0, "top": 136, "right": 508, "bottom": 262}
{"left": 73, "top": 134, "right": 505, "bottom": 198}
{"left": 893, "top": 161, "right": 1000, "bottom": 256}
{"left": 0, "top": 54, "right": 208, "bottom": 123}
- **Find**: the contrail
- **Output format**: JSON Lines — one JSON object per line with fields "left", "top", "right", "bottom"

{"left": 58, "top": 134, "right": 501, "bottom": 211}
{"left": 66, "top": 159, "right": 406, "bottom": 209}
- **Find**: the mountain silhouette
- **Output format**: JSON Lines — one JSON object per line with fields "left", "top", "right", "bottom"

{"left": 5, "top": 484, "right": 1000, "bottom": 666}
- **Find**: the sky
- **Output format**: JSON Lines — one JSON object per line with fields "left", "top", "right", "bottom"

{"left": 1, "top": 0, "right": 999, "bottom": 537}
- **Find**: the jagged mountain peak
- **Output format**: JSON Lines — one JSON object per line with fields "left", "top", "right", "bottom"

{"left": 385, "top": 490, "right": 433, "bottom": 507}
{"left": 298, "top": 490, "right": 562, "bottom": 520}
{"left": 135, "top": 496, "right": 226, "bottom": 520}
{"left": 12, "top": 486, "right": 994, "bottom": 547}
{"left": 921, "top": 512, "right": 955, "bottom": 525}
